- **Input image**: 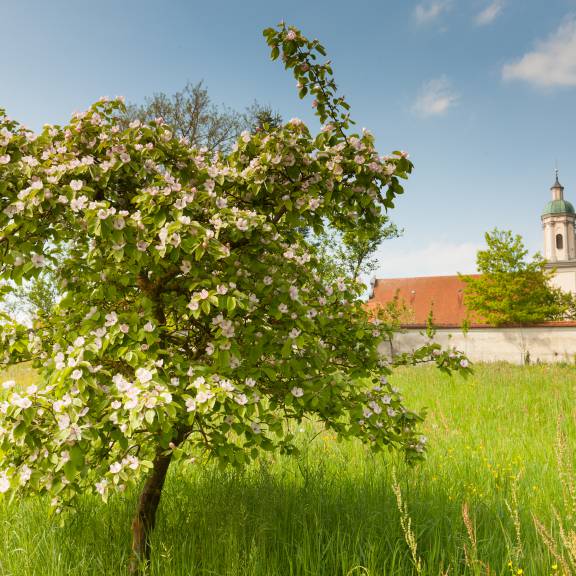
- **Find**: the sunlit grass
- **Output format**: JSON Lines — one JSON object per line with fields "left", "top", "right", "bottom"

{"left": 0, "top": 363, "right": 575, "bottom": 575}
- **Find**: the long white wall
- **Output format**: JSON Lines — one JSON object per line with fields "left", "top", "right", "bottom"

{"left": 381, "top": 326, "right": 576, "bottom": 364}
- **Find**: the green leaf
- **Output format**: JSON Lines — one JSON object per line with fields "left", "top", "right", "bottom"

{"left": 70, "top": 445, "right": 84, "bottom": 468}
{"left": 63, "top": 461, "right": 76, "bottom": 482}
{"left": 201, "top": 300, "right": 211, "bottom": 315}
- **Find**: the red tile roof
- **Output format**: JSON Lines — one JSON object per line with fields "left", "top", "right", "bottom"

{"left": 366, "top": 275, "right": 576, "bottom": 328}
{"left": 366, "top": 274, "right": 483, "bottom": 327}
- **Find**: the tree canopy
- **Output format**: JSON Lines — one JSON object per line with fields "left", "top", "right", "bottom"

{"left": 0, "top": 23, "right": 468, "bottom": 570}
{"left": 461, "top": 229, "right": 571, "bottom": 326}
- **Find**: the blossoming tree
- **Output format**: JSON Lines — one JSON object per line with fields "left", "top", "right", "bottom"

{"left": 0, "top": 24, "right": 469, "bottom": 571}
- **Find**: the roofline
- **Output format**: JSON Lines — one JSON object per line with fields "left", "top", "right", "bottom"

{"left": 545, "top": 260, "right": 576, "bottom": 269}
{"left": 372, "top": 273, "right": 477, "bottom": 282}
{"left": 541, "top": 213, "right": 576, "bottom": 219}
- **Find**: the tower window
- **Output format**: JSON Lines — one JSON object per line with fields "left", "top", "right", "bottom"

{"left": 556, "top": 234, "right": 564, "bottom": 250}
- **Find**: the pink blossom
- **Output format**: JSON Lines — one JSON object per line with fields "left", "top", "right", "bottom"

{"left": 0, "top": 475, "right": 10, "bottom": 493}
{"left": 113, "top": 217, "right": 125, "bottom": 230}
{"left": 31, "top": 254, "right": 45, "bottom": 268}
{"left": 105, "top": 312, "right": 118, "bottom": 326}
{"left": 288, "top": 328, "right": 301, "bottom": 339}
{"left": 236, "top": 218, "right": 249, "bottom": 231}
{"left": 136, "top": 367, "right": 153, "bottom": 383}
{"left": 180, "top": 260, "right": 192, "bottom": 274}
{"left": 235, "top": 394, "right": 248, "bottom": 405}
{"left": 95, "top": 479, "right": 108, "bottom": 496}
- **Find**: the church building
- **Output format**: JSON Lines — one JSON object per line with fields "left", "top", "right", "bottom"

{"left": 366, "top": 174, "right": 576, "bottom": 363}
{"left": 368, "top": 174, "right": 576, "bottom": 328}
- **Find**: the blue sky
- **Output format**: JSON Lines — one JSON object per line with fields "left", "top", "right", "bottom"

{"left": 2, "top": 0, "right": 576, "bottom": 277}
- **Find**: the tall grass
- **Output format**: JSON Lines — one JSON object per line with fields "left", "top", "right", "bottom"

{"left": 0, "top": 363, "right": 574, "bottom": 575}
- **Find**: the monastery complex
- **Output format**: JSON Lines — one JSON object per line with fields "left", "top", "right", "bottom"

{"left": 368, "top": 175, "right": 576, "bottom": 363}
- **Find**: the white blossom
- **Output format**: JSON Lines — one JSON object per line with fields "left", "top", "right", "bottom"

{"left": 31, "top": 254, "right": 46, "bottom": 268}
{"left": 135, "top": 367, "right": 153, "bottom": 384}
{"left": 95, "top": 479, "right": 108, "bottom": 496}
{"left": 105, "top": 311, "right": 118, "bottom": 326}
{"left": 234, "top": 394, "right": 248, "bottom": 405}
{"left": 0, "top": 474, "right": 10, "bottom": 493}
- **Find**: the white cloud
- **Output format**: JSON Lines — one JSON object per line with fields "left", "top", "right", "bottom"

{"left": 475, "top": 1, "right": 504, "bottom": 26}
{"left": 502, "top": 18, "right": 576, "bottom": 87}
{"left": 373, "top": 241, "right": 480, "bottom": 279}
{"left": 414, "top": 1, "right": 452, "bottom": 25}
{"left": 412, "top": 76, "right": 459, "bottom": 117}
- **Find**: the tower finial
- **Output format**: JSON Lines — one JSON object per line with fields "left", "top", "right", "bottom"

{"left": 552, "top": 164, "right": 563, "bottom": 189}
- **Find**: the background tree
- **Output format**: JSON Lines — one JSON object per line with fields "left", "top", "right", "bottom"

{"left": 461, "top": 229, "right": 571, "bottom": 326}
{"left": 122, "top": 81, "right": 245, "bottom": 153}
{"left": 123, "top": 81, "right": 283, "bottom": 153}
{"left": 0, "top": 24, "right": 468, "bottom": 573}
{"left": 7, "top": 273, "right": 58, "bottom": 320}
{"left": 243, "top": 101, "right": 283, "bottom": 133}
{"left": 315, "top": 221, "right": 401, "bottom": 283}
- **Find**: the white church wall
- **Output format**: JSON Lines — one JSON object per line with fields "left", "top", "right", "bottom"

{"left": 380, "top": 326, "right": 576, "bottom": 364}
{"left": 551, "top": 268, "right": 576, "bottom": 293}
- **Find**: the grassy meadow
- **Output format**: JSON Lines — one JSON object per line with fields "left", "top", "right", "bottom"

{"left": 1, "top": 363, "right": 575, "bottom": 575}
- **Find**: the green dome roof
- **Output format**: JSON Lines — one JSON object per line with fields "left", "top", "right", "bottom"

{"left": 542, "top": 199, "right": 575, "bottom": 216}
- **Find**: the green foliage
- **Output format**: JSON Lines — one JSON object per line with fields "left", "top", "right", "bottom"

{"left": 313, "top": 219, "right": 400, "bottom": 283}
{"left": 0, "top": 24, "right": 467, "bottom": 512}
{"left": 462, "top": 229, "right": 571, "bottom": 326}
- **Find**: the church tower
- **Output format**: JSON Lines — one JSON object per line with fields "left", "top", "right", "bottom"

{"left": 542, "top": 171, "right": 576, "bottom": 294}
{"left": 542, "top": 171, "right": 576, "bottom": 262}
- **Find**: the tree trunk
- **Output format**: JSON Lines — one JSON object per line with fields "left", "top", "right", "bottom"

{"left": 128, "top": 449, "right": 173, "bottom": 574}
